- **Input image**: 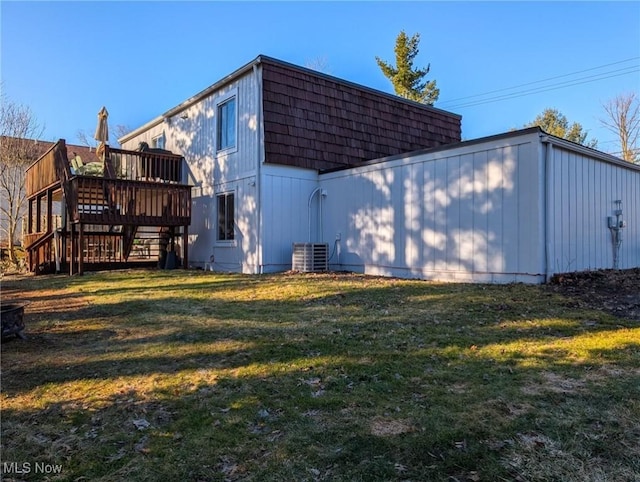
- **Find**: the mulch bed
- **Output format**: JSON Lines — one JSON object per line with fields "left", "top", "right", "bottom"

{"left": 548, "top": 268, "right": 640, "bottom": 321}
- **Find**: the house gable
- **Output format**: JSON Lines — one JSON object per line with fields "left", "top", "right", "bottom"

{"left": 260, "top": 58, "right": 461, "bottom": 171}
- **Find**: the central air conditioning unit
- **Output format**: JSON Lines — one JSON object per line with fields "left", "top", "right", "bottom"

{"left": 292, "top": 243, "right": 328, "bottom": 273}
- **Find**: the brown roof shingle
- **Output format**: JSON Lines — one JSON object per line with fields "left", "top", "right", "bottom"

{"left": 261, "top": 59, "right": 461, "bottom": 171}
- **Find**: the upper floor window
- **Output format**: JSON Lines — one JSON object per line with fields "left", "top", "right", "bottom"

{"left": 152, "top": 133, "right": 165, "bottom": 150}
{"left": 217, "top": 97, "right": 236, "bottom": 151}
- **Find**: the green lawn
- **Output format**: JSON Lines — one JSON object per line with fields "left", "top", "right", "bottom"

{"left": 1, "top": 270, "right": 639, "bottom": 481}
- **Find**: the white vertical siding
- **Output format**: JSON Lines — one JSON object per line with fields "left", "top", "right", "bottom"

{"left": 260, "top": 129, "right": 638, "bottom": 282}
{"left": 121, "top": 70, "right": 261, "bottom": 270}
{"left": 547, "top": 143, "right": 640, "bottom": 274}
{"left": 486, "top": 147, "right": 504, "bottom": 273}
{"left": 120, "top": 119, "right": 165, "bottom": 152}
{"left": 472, "top": 151, "right": 488, "bottom": 273}
{"left": 404, "top": 163, "right": 422, "bottom": 269}
{"left": 624, "top": 163, "right": 639, "bottom": 267}
{"left": 167, "top": 71, "right": 260, "bottom": 190}
{"left": 206, "top": 178, "right": 258, "bottom": 273}
{"left": 446, "top": 154, "right": 461, "bottom": 272}
{"left": 260, "top": 164, "right": 319, "bottom": 272}
{"left": 518, "top": 142, "right": 544, "bottom": 275}
{"left": 320, "top": 131, "right": 545, "bottom": 283}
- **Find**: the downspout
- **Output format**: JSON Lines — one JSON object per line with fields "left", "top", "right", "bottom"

{"left": 308, "top": 187, "right": 322, "bottom": 242}
{"left": 319, "top": 188, "right": 324, "bottom": 242}
{"left": 541, "top": 134, "right": 553, "bottom": 282}
{"left": 253, "top": 63, "right": 264, "bottom": 274}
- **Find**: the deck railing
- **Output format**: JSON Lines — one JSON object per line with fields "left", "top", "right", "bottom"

{"left": 26, "top": 141, "right": 61, "bottom": 196}
{"left": 24, "top": 232, "right": 47, "bottom": 250}
{"left": 26, "top": 141, "right": 186, "bottom": 197}
{"left": 70, "top": 176, "right": 191, "bottom": 226}
{"left": 104, "top": 146, "right": 182, "bottom": 182}
{"left": 24, "top": 231, "right": 55, "bottom": 273}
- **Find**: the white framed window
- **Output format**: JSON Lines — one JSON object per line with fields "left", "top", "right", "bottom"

{"left": 217, "top": 191, "right": 235, "bottom": 241}
{"left": 216, "top": 96, "right": 237, "bottom": 152}
{"left": 152, "top": 133, "right": 165, "bottom": 150}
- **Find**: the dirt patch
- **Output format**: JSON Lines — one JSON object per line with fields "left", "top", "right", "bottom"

{"left": 547, "top": 268, "right": 640, "bottom": 322}
{"left": 1, "top": 275, "right": 86, "bottom": 320}
{"left": 370, "top": 417, "right": 415, "bottom": 437}
{"left": 521, "top": 371, "right": 586, "bottom": 396}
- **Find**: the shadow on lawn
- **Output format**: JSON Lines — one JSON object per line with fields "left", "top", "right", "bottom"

{"left": 2, "top": 344, "right": 639, "bottom": 481}
{"left": 3, "top": 271, "right": 640, "bottom": 481}
{"left": 2, "top": 292, "right": 638, "bottom": 396}
{"left": 2, "top": 271, "right": 638, "bottom": 390}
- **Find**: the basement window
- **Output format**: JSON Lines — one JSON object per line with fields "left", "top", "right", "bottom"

{"left": 217, "top": 192, "right": 235, "bottom": 241}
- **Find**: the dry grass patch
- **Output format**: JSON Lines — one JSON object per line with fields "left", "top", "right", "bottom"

{"left": 370, "top": 418, "right": 415, "bottom": 437}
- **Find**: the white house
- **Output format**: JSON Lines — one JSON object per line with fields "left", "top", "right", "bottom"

{"left": 120, "top": 55, "right": 640, "bottom": 283}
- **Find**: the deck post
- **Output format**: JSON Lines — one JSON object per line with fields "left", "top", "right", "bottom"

{"left": 78, "top": 223, "right": 84, "bottom": 275}
{"left": 69, "top": 224, "right": 75, "bottom": 275}
{"left": 27, "top": 199, "right": 34, "bottom": 271}
{"left": 36, "top": 194, "right": 42, "bottom": 232}
{"left": 47, "top": 189, "right": 53, "bottom": 235}
{"left": 183, "top": 225, "right": 189, "bottom": 269}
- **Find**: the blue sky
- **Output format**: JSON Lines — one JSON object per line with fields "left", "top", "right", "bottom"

{"left": 2, "top": 1, "right": 639, "bottom": 155}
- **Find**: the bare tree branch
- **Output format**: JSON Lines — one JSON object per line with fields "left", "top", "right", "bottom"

{"left": 112, "top": 124, "right": 132, "bottom": 146}
{"left": 76, "top": 129, "right": 96, "bottom": 148}
{"left": 305, "top": 56, "right": 332, "bottom": 75}
{"left": 600, "top": 92, "right": 640, "bottom": 163}
{"left": 1, "top": 91, "right": 44, "bottom": 265}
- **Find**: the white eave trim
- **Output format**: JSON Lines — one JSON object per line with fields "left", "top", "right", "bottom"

{"left": 119, "top": 57, "right": 261, "bottom": 145}
{"left": 539, "top": 131, "right": 640, "bottom": 172}
{"left": 119, "top": 116, "right": 165, "bottom": 144}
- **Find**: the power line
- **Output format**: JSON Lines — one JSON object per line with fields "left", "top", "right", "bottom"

{"left": 438, "top": 57, "right": 640, "bottom": 106}
{"left": 597, "top": 139, "right": 621, "bottom": 145}
{"left": 444, "top": 66, "right": 639, "bottom": 109}
{"left": 438, "top": 57, "right": 640, "bottom": 108}
{"left": 442, "top": 67, "right": 639, "bottom": 110}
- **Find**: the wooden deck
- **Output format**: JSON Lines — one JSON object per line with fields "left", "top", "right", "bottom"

{"left": 24, "top": 140, "right": 192, "bottom": 275}
{"left": 70, "top": 176, "right": 190, "bottom": 226}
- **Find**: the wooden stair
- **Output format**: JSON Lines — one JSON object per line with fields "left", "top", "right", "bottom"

{"left": 122, "top": 224, "right": 138, "bottom": 261}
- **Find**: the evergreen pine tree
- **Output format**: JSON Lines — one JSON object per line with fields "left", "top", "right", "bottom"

{"left": 375, "top": 30, "right": 440, "bottom": 105}
{"left": 526, "top": 108, "right": 597, "bottom": 148}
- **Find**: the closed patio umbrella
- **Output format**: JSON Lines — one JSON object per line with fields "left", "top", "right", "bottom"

{"left": 94, "top": 106, "right": 109, "bottom": 159}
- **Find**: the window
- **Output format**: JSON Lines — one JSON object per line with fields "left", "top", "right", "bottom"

{"left": 217, "top": 192, "right": 235, "bottom": 241}
{"left": 216, "top": 97, "right": 236, "bottom": 151}
{"left": 152, "top": 134, "right": 165, "bottom": 150}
